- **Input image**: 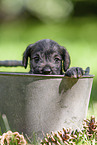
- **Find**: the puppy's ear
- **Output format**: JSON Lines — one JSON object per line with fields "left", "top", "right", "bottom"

{"left": 22, "top": 44, "right": 34, "bottom": 69}
{"left": 60, "top": 46, "right": 70, "bottom": 72}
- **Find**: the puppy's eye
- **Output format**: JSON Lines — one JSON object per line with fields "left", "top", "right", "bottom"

{"left": 33, "top": 56, "right": 40, "bottom": 63}
{"left": 54, "top": 57, "right": 61, "bottom": 63}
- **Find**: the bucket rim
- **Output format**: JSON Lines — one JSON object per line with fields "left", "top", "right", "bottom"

{"left": 0, "top": 72, "right": 94, "bottom": 79}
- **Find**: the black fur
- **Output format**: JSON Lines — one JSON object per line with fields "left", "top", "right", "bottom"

{"left": 23, "top": 39, "right": 84, "bottom": 77}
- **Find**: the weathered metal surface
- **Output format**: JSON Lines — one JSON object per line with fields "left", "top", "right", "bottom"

{"left": 0, "top": 72, "right": 94, "bottom": 138}
{"left": 0, "top": 61, "right": 23, "bottom": 67}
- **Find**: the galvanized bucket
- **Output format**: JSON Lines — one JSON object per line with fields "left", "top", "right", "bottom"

{"left": 0, "top": 72, "right": 94, "bottom": 139}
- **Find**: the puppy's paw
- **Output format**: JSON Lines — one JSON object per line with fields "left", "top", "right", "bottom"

{"left": 65, "top": 67, "right": 84, "bottom": 78}
{"left": 84, "top": 67, "right": 90, "bottom": 75}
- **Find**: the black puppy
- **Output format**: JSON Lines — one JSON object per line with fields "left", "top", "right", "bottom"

{"left": 23, "top": 39, "right": 85, "bottom": 77}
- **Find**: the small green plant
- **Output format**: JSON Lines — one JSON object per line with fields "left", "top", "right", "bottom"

{"left": 0, "top": 131, "right": 27, "bottom": 145}
{"left": 41, "top": 116, "right": 97, "bottom": 145}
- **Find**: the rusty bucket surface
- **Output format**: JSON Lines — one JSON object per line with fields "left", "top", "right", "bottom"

{"left": 0, "top": 72, "right": 94, "bottom": 138}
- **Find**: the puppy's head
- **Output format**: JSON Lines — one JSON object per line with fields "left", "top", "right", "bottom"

{"left": 23, "top": 39, "right": 70, "bottom": 75}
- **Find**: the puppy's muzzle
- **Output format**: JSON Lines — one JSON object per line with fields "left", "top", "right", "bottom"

{"left": 42, "top": 66, "right": 52, "bottom": 75}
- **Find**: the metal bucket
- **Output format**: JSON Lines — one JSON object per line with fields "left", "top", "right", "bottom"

{"left": 0, "top": 72, "right": 94, "bottom": 139}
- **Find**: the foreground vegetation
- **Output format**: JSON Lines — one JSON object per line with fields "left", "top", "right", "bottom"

{"left": 0, "top": 116, "right": 97, "bottom": 145}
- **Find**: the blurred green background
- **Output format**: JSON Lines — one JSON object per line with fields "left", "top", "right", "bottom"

{"left": 0, "top": 0, "right": 97, "bottom": 118}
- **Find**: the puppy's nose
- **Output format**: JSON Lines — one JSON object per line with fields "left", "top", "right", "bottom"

{"left": 42, "top": 66, "right": 52, "bottom": 74}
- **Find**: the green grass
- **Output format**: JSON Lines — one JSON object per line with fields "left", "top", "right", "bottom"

{"left": 0, "top": 17, "right": 97, "bottom": 117}
{"left": 1, "top": 116, "right": 97, "bottom": 145}
{"left": 0, "top": 115, "right": 97, "bottom": 144}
